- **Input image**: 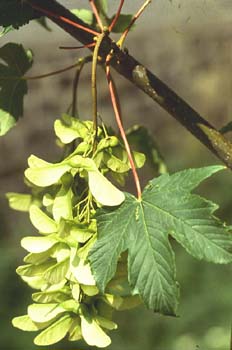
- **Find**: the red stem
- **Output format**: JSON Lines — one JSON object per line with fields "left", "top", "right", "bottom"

{"left": 109, "top": 0, "right": 125, "bottom": 32}
{"left": 106, "top": 56, "right": 142, "bottom": 200}
{"left": 29, "top": 2, "right": 99, "bottom": 36}
{"left": 89, "top": 0, "right": 104, "bottom": 32}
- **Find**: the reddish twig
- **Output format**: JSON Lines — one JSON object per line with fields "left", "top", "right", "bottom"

{"left": 106, "top": 55, "right": 142, "bottom": 199}
{"left": 25, "top": 0, "right": 232, "bottom": 169}
{"left": 89, "top": 0, "right": 104, "bottom": 32}
{"left": 29, "top": 2, "right": 99, "bottom": 36}
{"left": 109, "top": 0, "right": 125, "bottom": 32}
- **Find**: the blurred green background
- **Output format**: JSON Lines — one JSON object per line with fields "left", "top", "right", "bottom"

{"left": 0, "top": 1, "right": 232, "bottom": 349}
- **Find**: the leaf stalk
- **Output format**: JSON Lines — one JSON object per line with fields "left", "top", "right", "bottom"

{"left": 106, "top": 55, "right": 142, "bottom": 199}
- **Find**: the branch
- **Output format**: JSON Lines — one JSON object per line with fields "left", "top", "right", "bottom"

{"left": 27, "top": 0, "right": 232, "bottom": 168}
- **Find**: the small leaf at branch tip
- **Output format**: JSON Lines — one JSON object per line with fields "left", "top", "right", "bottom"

{"left": 71, "top": 9, "right": 94, "bottom": 26}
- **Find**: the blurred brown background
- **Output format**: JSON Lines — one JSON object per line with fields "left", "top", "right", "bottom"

{"left": 0, "top": 1, "right": 232, "bottom": 349}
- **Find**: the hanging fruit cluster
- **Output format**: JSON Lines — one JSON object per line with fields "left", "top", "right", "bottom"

{"left": 9, "top": 114, "right": 144, "bottom": 347}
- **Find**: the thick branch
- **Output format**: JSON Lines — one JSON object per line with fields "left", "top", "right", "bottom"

{"left": 28, "top": 0, "right": 232, "bottom": 168}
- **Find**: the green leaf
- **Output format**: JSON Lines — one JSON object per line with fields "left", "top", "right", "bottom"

{"left": 0, "top": 43, "right": 33, "bottom": 135}
{"left": 89, "top": 166, "right": 232, "bottom": 315}
{"left": 95, "top": 0, "right": 108, "bottom": 16}
{"left": 6, "top": 192, "right": 32, "bottom": 211}
{"left": 145, "top": 166, "right": 232, "bottom": 263}
{"left": 71, "top": 9, "right": 94, "bottom": 26}
{"left": 90, "top": 193, "right": 178, "bottom": 315}
{"left": 0, "top": 1, "right": 35, "bottom": 28}
{"left": 29, "top": 205, "right": 57, "bottom": 234}
{"left": 110, "top": 14, "right": 133, "bottom": 33}
{"left": 127, "top": 125, "right": 167, "bottom": 174}
{"left": 34, "top": 315, "right": 73, "bottom": 346}
{"left": 25, "top": 155, "right": 71, "bottom": 187}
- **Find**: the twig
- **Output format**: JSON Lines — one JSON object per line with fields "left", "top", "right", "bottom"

{"left": 27, "top": 1, "right": 99, "bottom": 36}
{"left": 59, "top": 43, "right": 95, "bottom": 50}
{"left": 23, "top": 62, "right": 81, "bottom": 80}
{"left": 109, "top": 0, "right": 125, "bottom": 32}
{"left": 91, "top": 32, "right": 106, "bottom": 149}
{"left": 26, "top": 0, "right": 232, "bottom": 169}
{"left": 106, "top": 54, "right": 142, "bottom": 199}
{"left": 89, "top": 0, "right": 104, "bottom": 32}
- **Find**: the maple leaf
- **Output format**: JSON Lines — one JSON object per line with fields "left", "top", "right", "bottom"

{"left": 89, "top": 166, "right": 232, "bottom": 315}
{"left": 0, "top": 43, "right": 33, "bottom": 135}
{"left": 0, "top": 0, "right": 35, "bottom": 29}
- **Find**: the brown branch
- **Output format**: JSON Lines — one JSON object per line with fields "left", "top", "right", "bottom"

{"left": 27, "top": 0, "right": 232, "bottom": 168}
